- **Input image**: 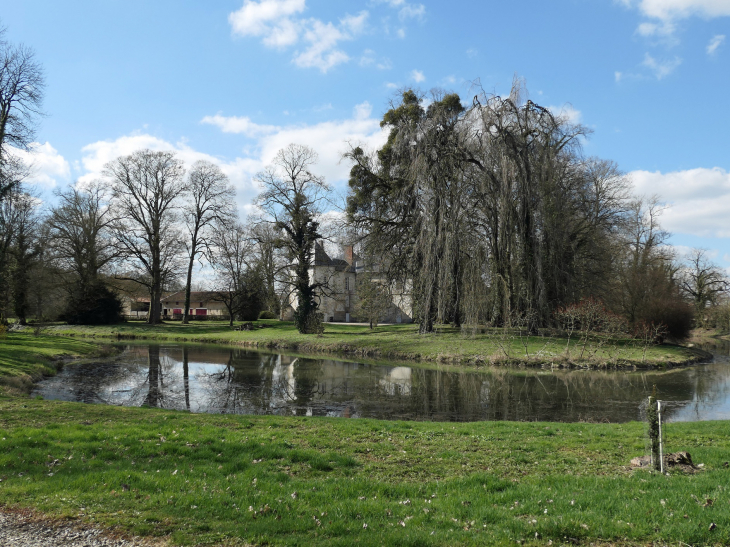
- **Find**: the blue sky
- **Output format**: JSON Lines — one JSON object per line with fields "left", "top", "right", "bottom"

{"left": 2, "top": 0, "right": 729, "bottom": 270}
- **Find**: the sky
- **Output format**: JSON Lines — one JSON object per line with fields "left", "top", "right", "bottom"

{"left": 2, "top": 0, "right": 729, "bottom": 271}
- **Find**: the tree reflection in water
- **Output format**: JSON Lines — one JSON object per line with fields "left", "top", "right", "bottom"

{"left": 30, "top": 342, "right": 730, "bottom": 423}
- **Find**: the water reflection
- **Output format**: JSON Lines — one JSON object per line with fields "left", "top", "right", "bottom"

{"left": 31, "top": 343, "right": 730, "bottom": 423}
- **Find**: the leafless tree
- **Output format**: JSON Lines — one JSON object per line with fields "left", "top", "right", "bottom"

{"left": 209, "top": 221, "right": 263, "bottom": 326}
{"left": 249, "top": 222, "right": 286, "bottom": 315}
{"left": 105, "top": 149, "right": 187, "bottom": 324}
{"left": 47, "top": 182, "right": 117, "bottom": 293}
{"left": 679, "top": 249, "right": 729, "bottom": 327}
{"left": 7, "top": 189, "right": 41, "bottom": 324}
{"left": 0, "top": 25, "right": 45, "bottom": 200}
{"left": 181, "top": 161, "right": 235, "bottom": 323}
{"left": 255, "top": 144, "right": 331, "bottom": 333}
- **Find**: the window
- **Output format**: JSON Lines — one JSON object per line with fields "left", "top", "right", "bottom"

{"left": 345, "top": 277, "right": 350, "bottom": 291}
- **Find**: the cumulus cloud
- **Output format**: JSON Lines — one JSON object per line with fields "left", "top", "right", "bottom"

{"left": 410, "top": 69, "right": 425, "bottom": 83}
{"left": 77, "top": 133, "right": 264, "bottom": 213}
{"left": 200, "top": 101, "right": 387, "bottom": 191}
{"left": 228, "top": 0, "right": 305, "bottom": 48}
{"left": 200, "top": 115, "right": 278, "bottom": 137}
{"left": 74, "top": 101, "right": 388, "bottom": 219}
{"left": 631, "top": 0, "right": 730, "bottom": 21}
{"left": 359, "top": 49, "right": 392, "bottom": 69}
{"left": 9, "top": 142, "right": 71, "bottom": 189}
{"left": 642, "top": 52, "right": 682, "bottom": 79}
{"left": 622, "top": 0, "right": 730, "bottom": 39}
{"left": 630, "top": 167, "right": 730, "bottom": 237}
{"left": 548, "top": 104, "right": 582, "bottom": 124}
{"left": 707, "top": 34, "right": 726, "bottom": 54}
{"left": 375, "top": 0, "right": 426, "bottom": 21}
{"left": 228, "top": 0, "right": 422, "bottom": 73}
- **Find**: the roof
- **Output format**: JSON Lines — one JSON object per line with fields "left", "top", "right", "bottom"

{"left": 160, "top": 291, "right": 220, "bottom": 303}
{"left": 314, "top": 242, "right": 358, "bottom": 273}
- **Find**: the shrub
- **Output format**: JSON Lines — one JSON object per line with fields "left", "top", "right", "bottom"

{"left": 60, "top": 282, "right": 124, "bottom": 325}
{"left": 637, "top": 296, "right": 694, "bottom": 341}
{"left": 258, "top": 310, "right": 278, "bottom": 320}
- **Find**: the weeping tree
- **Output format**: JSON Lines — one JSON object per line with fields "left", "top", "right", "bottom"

{"left": 347, "top": 79, "right": 633, "bottom": 333}
{"left": 347, "top": 90, "right": 472, "bottom": 333}
{"left": 255, "top": 144, "right": 330, "bottom": 334}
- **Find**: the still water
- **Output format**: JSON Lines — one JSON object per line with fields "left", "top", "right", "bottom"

{"left": 32, "top": 340, "right": 730, "bottom": 423}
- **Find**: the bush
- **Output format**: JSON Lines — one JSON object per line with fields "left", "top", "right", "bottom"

{"left": 60, "top": 282, "right": 124, "bottom": 325}
{"left": 258, "top": 310, "right": 278, "bottom": 320}
{"left": 637, "top": 296, "right": 694, "bottom": 341}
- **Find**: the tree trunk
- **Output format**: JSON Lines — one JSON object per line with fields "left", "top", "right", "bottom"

{"left": 183, "top": 244, "right": 196, "bottom": 324}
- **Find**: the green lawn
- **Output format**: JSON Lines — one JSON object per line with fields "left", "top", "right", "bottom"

{"left": 45, "top": 320, "right": 700, "bottom": 368}
{"left": 0, "top": 332, "right": 102, "bottom": 393}
{"left": 1, "top": 398, "right": 728, "bottom": 546}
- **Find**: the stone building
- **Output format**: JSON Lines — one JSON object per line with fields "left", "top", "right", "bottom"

{"left": 283, "top": 243, "right": 413, "bottom": 324}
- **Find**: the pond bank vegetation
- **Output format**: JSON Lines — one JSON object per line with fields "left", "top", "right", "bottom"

{"left": 44, "top": 320, "right": 704, "bottom": 370}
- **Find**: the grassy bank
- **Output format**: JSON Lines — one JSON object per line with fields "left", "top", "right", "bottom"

{"left": 0, "top": 332, "right": 104, "bottom": 393}
{"left": 1, "top": 398, "right": 729, "bottom": 546}
{"left": 46, "top": 320, "right": 701, "bottom": 368}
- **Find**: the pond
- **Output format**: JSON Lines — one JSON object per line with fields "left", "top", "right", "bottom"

{"left": 32, "top": 340, "right": 730, "bottom": 423}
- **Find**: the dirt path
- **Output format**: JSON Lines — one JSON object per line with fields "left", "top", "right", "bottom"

{"left": 0, "top": 509, "right": 165, "bottom": 547}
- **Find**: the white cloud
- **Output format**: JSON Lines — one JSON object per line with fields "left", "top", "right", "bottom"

{"left": 630, "top": 167, "right": 730, "bottom": 237}
{"left": 548, "top": 104, "right": 582, "bottom": 124}
{"left": 636, "top": 20, "right": 676, "bottom": 36}
{"left": 376, "top": 0, "right": 426, "bottom": 20}
{"left": 615, "top": 71, "right": 624, "bottom": 82}
{"left": 78, "top": 133, "right": 264, "bottom": 214}
{"left": 642, "top": 52, "right": 682, "bottom": 78}
{"left": 410, "top": 69, "right": 425, "bottom": 83}
{"left": 9, "top": 142, "right": 71, "bottom": 189}
{"left": 199, "top": 101, "right": 386, "bottom": 191}
{"left": 633, "top": 0, "right": 730, "bottom": 21}
{"left": 200, "top": 114, "right": 278, "bottom": 137}
{"left": 293, "top": 19, "right": 354, "bottom": 72}
{"left": 466, "top": 47, "right": 478, "bottom": 58}
{"left": 228, "top": 1, "right": 422, "bottom": 73}
{"left": 228, "top": 0, "right": 305, "bottom": 48}
{"left": 707, "top": 33, "right": 726, "bottom": 54}
{"left": 622, "top": 0, "right": 730, "bottom": 39}
{"left": 359, "top": 49, "right": 392, "bottom": 70}
{"left": 229, "top": 1, "right": 366, "bottom": 73}
{"left": 398, "top": 3, "right": 425, "bottom": 21}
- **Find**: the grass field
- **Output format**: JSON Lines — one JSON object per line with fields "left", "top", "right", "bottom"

{"left": 1, "top": 398, "right": 729, "bottom": 546}
{"left": 0, "top": 332, "right": 104, "bottom": 393}
{"left": 45, "top": 320, "right": 700, "bottom": 368}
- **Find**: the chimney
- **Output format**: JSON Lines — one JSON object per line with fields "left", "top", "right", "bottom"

{"left": 344, "top": 244, "right": 354, "bottom": 265}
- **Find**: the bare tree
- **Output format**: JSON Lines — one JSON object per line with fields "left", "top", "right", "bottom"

{"left": 255, "top": 144, "right": 331, "bottom": 334}
{"left": 249, "top": 222, "right": 285, "bottom": 315}
{"left": 47, "top": 182, "right": 117, "bottom": 293}
{"left": 8, "top": 190, "right": 41, "bottom": 324}
{"left": 181, "top": 161, "right": 235, "bottom": 323}
{"left": 209, "top": 221, "right": 263, "bottom": 326}
{"left": 0, "top": 25, "right": 45, "bottom": 200}
{"left": 106, "top": 150, "right": 187, "bottom": 324}
{"left": 679, "top": 249, "right": 729, "bottom": 327}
